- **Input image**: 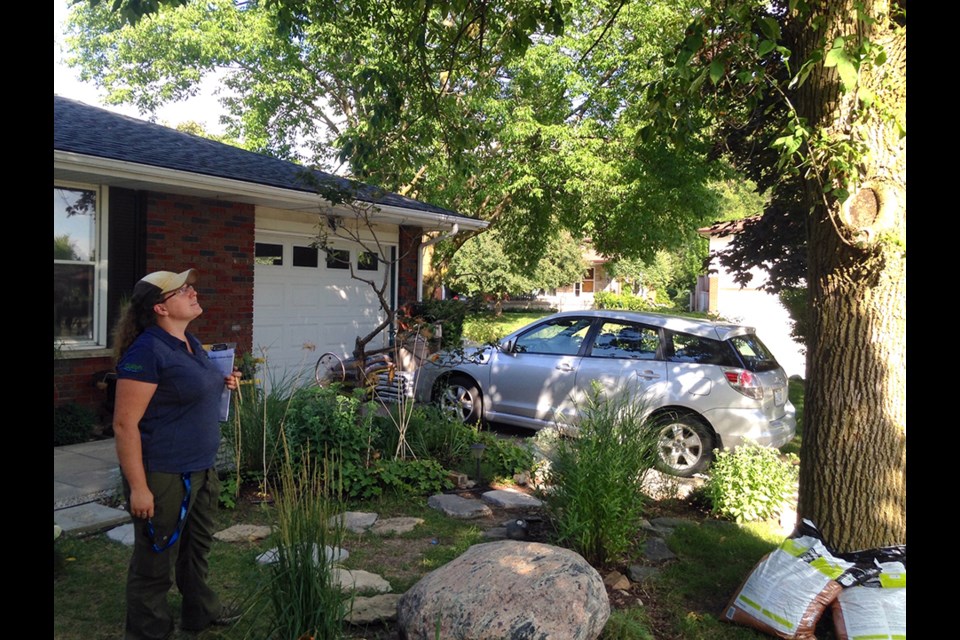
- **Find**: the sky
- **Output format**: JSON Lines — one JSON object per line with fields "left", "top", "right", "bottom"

{"left": 53, "top": 0, "right": 226, "bottom": 134}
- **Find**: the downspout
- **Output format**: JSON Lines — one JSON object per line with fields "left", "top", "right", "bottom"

{"left": 418, "top": 224, "right": 459, "bottom": 302}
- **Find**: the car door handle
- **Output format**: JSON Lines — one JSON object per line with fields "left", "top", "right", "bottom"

{"left": 556, "top": 363, "right": 576, "bottom": 372}
{"left": 635, "top": 370, "right": 660, "bottom": 380}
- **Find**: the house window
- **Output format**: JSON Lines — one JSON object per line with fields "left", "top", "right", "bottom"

{"left": 581, "top": 267, "right": 595, "bottom": 293}
{"left": 326, "top": 248, "right": 350, "bottom": 270}
{"left": 293, "top": 245, "right": 318, "bottom": 268}
{"left": 54, "top": 185, "right": 103, "bottom": 346}
{"left": 255, "top": 243, "right": 283, "bottom": 266}
{"left": 358, "top": 251, "right": 379, "bottom": 271}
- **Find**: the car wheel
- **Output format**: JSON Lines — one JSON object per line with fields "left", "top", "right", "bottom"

{"left": 654, "top": 412, "right": 713, "bottom": 477}
{"left": 437, "top": 376, "right": 483, "bottom": 424}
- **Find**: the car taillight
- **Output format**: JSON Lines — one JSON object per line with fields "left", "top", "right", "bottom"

{"left": 724, "top": 369, "right": 763, "bottom": 400}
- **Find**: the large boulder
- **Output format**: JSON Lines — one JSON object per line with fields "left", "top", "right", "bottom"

{"left": 397, "top": 540, "right": 609, "bottom": 640}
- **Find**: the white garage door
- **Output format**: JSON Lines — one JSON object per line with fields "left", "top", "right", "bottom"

{"left": 253, "top": 232, "right": 395, "bottom": 385}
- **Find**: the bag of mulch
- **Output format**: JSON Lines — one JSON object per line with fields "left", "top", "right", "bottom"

{"left": 723, "top": 519, "right": 877, "bottom": 640}
{"left": 831, "top": 545, "right": 906, "bottom": 640}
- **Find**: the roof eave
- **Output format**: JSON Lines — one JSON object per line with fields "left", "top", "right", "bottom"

{"left": 54, "top": 150, "right": 488, "bottom": 232}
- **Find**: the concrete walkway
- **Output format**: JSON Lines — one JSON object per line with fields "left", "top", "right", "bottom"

{"left": 54, "top": 439, "right": 130, "bottom": 536}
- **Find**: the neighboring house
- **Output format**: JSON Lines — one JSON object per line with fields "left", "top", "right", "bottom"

{"left": 539, "top": 246, "right": 622, "bottom": 311}
{"left": 54, "top": 95, "right": 486, "bottom": 414}
{"left": 694, "top": 218, "right": 806, "bottom": 378}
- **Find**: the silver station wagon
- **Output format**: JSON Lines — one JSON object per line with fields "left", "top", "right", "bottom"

{"left": 414, "top": 310, "right": 796, "bottom": 476}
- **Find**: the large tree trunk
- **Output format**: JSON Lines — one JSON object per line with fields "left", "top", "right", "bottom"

{"left": 793, "top": 0, "right": 906, "bottom": 552}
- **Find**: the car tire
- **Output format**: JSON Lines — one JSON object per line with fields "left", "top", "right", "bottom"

{"left": 437, "top": 376, "right": 483, "bottom": 424}
{"left": 653, "top": 412, "right": 714, "bottom": 477}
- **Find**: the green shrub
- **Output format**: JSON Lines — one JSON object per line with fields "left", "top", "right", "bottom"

{"left": 411, "top": 299, "right": 469, "bottom": 349}
{"left": 704, "top": 444, "right": 799, "bottom": 523}
{"left": 541, "top": 390, "right": 659, "bottom": 565}
{"left": 593, "top": 291, "right": 660, "bottom": 312}
{"left": 474, "top": 430, "right": 536, "bottom": 480}
{"left": 376, "top": 457, "right": 453, "bottom": 495}
{"left": 53, "top": 403, "right": 97, "bottom": 446}
{"left": 376, "top": 405, "right": 474, "bottom": 469}
{"left": 282, "top": 386, "right": 383, "bottom": 500}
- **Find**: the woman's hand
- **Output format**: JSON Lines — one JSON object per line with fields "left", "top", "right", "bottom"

{"left": 129, "top": 487, "right": 155, "bottom": 520}
{"left": 225, "top": 369, "right": 243, "bottom": 390}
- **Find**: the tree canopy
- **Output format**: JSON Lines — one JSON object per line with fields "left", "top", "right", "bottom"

{"left": 66, "top": 0, "right": 726, "bottom": 273}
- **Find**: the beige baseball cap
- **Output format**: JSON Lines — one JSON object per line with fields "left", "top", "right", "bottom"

{"left": 132, "top": 269, "right": 198, "bottom": 304}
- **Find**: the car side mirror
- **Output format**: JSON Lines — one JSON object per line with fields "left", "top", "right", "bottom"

{"left": 501, "top": 339, "right": 515, "bottom": 354}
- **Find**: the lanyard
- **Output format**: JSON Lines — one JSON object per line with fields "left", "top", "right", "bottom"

{"left": 145, "top": 473, "right": 192, "bottom": 553}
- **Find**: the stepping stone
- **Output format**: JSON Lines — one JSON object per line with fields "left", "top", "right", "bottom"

{"left": 370, "top": 517, "right": 424, "bottom": 535}
{"left": 330, "top": 511, "right": 379, "bottom": 534}
{"left": 427, "top": 494, "right": 492, "bottom": 519}
{"left": 346, "top": 594, "right": 402, "bottom": 624}
{"left": 256, "top": 544, "right": 349, "bottom": 565}
{"left": 55, "top": 503, "right": 130, "bottom": 536}
{"left": 214, "top": 524, "right": 272, "bottom": 543}
{"left": 106, "top": 522, "right": 135, "bottom": 546}
{"left": 334, "top": 568, "right": 391, "bottom": 594}
{"left": 481, "top": 489, "right": 543, "bottom": 510}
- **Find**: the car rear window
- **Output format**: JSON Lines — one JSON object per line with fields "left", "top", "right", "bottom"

{"left": 727, "top": 334, "right": 781, "bottom": 372}
{"left": 668, "top": 333, "right": 734, "bottom": 366}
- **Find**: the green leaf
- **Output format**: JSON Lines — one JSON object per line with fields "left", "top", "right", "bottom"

{"left": 758, "top": 39, "right": 776, "bottom": 56}
{"left": 759, "top": 17, "right": 781, "bottom": 42}
{"left": 875, "top": 50, "right": 887, "bottom": 66}
{"left": 709, "top": 59, "right": 725, "bottom": 85}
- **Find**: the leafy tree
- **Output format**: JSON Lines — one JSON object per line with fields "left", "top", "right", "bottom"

{"left": 65, "top": 0, "right": 722, "bottom": 274}
{"left": 646, "top": 0, "right": 905, "bottom": 552}
{"left": 444, "top": 229, "right": 586, "bottom": 313}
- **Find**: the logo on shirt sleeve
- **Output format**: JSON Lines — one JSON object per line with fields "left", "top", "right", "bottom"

{"left": 119, "top": 363, "right": 145, "bottom": 373}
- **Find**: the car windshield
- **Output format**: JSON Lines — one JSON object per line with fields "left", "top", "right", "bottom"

{"left": 728, "top": 334, "right": 781, "bottom": 372}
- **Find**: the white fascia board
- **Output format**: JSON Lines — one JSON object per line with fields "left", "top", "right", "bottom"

{"left": 54, "top": 150, "right": 489, "bottom": 232}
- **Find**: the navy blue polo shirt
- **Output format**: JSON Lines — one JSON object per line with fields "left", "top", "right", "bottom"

{"left": 116, "top": 325, "right": 225, "bottom": 473}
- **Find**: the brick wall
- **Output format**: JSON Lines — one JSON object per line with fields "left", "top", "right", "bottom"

{"left": 142, "top": 192, "right": 255, "bottom": 349}
{"left": 54, "top": 191, "right": 255, "bottom": 421}
{"left": 398, "top": 225, "right": 423, "bottom": 306}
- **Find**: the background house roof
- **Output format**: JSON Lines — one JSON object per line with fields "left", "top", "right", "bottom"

{"left": 697, "top": 216, "right": 761, "bottom": 238}
{"left": 54, "top": 95, "right": 474, "bottom": 223}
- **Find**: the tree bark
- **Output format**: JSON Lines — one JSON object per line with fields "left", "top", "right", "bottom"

{"left": 793, "top": 0, "right": 906, "bottom": 552}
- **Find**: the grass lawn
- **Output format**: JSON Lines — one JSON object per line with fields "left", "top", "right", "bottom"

{"left": 54, "top": 490, "right": 790, "bottom": 640}
{"left": 462, "top": 310, "right": 552, "bottom": 344}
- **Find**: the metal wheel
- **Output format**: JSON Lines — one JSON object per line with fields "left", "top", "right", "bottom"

{"left": 437, "top": 376, "right": 483, "bottom": 424}
{"left": 314, "top": 352, "right": 346, "bottom": 387}
{"left": 655, "top": 412, "right": 713, "bottom": 477}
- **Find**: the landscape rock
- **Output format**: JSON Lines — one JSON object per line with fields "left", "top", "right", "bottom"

{"left": 427, "top": 493, "right": 493, "bottom": 519}
{"left": 397, "top": 540, "right": 609, "bottom": 640}
{"left": 370, "top": 517, "right": 424, "bottom": 535}
{"left": 481, "top": 489, "right": 543, "bottom": 510}
{"left": 603, "top": 570, "right": 631, "bottom": 590}
{"left": 639, "top": 469, "right": 705, "bottom": 500}
{"left": 643, "top": 537, "right": 677, "bottom": 563}
{"left": 346, "top": 594, "right": 402, "bottom": 624}
{"left": 334, "top": 568, "right": 392, "bottom": 594}
{"left": 330, "top": 511, "right": 379, "bottom": 534}
{"left": 256, "top": 544, "right": 349, "bottom": 565}
{"left": 627, "top": 565, "right": 660, "bottom": 582}
{"left": 214, "top": 524, "right": 272, "bottom": 543}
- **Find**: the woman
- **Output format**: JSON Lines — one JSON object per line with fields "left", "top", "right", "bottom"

{"left": 112, "top": 268, "right": 241, "bottom": 640}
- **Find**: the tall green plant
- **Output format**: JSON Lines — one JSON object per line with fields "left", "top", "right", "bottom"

{"left": 264, "top": 449, "right": 349, "bottom": 640}
{"left": 542, "top": 389, "right": 659, "bottom": 566}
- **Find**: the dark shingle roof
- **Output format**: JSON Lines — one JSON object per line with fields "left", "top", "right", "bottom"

{"left": 54, "top": 95, "right": 467, "bottom": 219}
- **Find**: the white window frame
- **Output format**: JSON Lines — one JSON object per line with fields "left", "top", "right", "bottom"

{"left": 54, "top": 182, "right": 109, "bottom": 350}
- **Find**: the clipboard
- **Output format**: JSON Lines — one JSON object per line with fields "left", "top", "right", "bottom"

{"left": 203, "top": 342, "right": 236, "bottom": 421}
